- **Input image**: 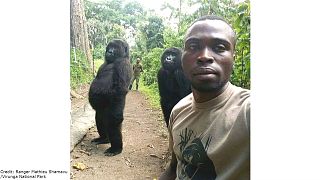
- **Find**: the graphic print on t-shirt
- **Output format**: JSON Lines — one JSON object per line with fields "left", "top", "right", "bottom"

{"left": 177, "top": 128, "right": 217, "bottom": 180}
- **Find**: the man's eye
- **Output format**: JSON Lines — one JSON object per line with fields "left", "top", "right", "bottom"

{"left": 188, "top": 43, "right": 199, "bottom": 50}
{"left": 213, "top": 44, "right": 226, "bottom": 52}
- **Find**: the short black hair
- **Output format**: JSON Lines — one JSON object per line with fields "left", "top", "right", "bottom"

{"left": 188, "top": 15, "right": 237, "bottom": 47}
{"left": 192, "top": 15, "right": 229, "bottom": 26}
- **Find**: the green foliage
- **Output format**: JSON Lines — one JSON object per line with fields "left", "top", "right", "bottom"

{"left": 123, "top": 1, "right": 145, "bottom": 28}
{"left": 143, "top": 16, "right": 165, "bottom": 50}
{"left": 70, "top": 48, "right": 93, "bottom": 89}
{"left": 94, "top": 59, "right": 104, "bottom": 69}
{"left": 84, "top": 0, "right": 138, "bottom": 47}
{"left": 163, "top": 28, "right": 184, "bottom": 49}
{"left": 106, "top": 24, "right": 126, "bottom": 41}
{"left": 230, "top": 0, "right": 250, "bottom": 89}
{"left": 139, "top": 80, "right": 161, "bottom": 109}
{"left": 141, "top": 48, "right": 163, "bottom": 86}
{"left": 93, "top": 58, "right": 104, "bottom": 75}
{"left": 92, "top": 43, "right": 105, "bottom": 60}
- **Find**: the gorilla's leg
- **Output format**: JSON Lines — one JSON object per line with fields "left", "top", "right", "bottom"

{"left": 104, "top": 95, "right": 126, "bottom": 156}
{"left": 104, "top": 123, "right": 123, "bottom": 156}
{"left": 91, "top": 109, "right": 110, "bottom": 144}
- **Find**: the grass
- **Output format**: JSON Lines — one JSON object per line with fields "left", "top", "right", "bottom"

{"left": 139, "top": 81, "right": 161, "bottom": 109}
{"left": 93, "top": 59, "right": 104, "bottom": 74}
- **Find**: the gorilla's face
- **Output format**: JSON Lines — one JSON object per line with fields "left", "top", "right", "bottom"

{"left": 161, "top": 48, "right": 182, "bottom": 72}
{"left": 163, "top": 53, "right": 176, "bottom": 69}
{"left": 105, "top": 40, "right": 129, "bottom": 63}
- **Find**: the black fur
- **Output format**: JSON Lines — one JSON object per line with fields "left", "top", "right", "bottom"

{"left": 89, "top": 39, "right": 133, "bottom": 156}
{"left": 157, "top": 47, "right": 192, "bottom": 127}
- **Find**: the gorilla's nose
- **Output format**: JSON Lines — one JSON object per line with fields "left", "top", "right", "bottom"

{"left": 166, "top": 56, "right": 174, "bottom": 61}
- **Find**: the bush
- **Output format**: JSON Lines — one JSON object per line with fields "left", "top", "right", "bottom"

{"left": 139, "top": 79, "right": 161, "bottom": 109}
{"left": 141, "top": 48, "right": 163, "bottom": 86}
{"left": 70, "top": 48, "right": 94, "bottom": 89}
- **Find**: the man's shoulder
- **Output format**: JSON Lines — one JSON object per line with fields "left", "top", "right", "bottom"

{"left": 172, "top": 93, "right": 193, "bottom": 113}
{"left": 230, "top": 84, "right": 250, "bottom": 99}
{"left": 169, "top": 93, "right": 193, "bottom": 128}
{"left": 229, "top": 84, "right": 250, "bottom": 111}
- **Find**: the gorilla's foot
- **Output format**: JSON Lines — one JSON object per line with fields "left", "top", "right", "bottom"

{"left": 104, "top": 147, "right": 122, "bottom": 156}
{"left": 91, "top": 137, "right": 110, "bottom": 145}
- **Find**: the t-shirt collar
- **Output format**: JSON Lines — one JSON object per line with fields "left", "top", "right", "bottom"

{"left": 192, "top": 82, "right": 233, "bottom": 109}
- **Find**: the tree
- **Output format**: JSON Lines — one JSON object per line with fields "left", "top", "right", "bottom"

{"left": 143, "top": 16, "right": 165, "bottom": 50}
{"left": 71, "top": 0, "right": 93, "bottom": 69}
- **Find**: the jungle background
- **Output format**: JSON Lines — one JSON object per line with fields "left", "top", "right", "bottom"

{"left": 70, "top": 0, "right": 250, "bottom": 104}
{"left": 70, "top": 1, "right": 250, "bottom": 178}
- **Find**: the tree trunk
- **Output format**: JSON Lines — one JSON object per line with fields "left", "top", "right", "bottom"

{"left": 70, "top": 0, "right": 93, "bottom": 70}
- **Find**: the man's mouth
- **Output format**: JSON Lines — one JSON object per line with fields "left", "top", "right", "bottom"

{"left": 193, "top": 68, "right": 217, "bottom": 75}
{"left": 191, "top": 68, "right": 218, "bottom": 81}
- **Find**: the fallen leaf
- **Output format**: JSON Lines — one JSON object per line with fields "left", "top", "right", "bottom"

{"left": 72, "top": 162, "right": 86, "bottom": 170}
{"left": 79, "top": 149, "right": 91, "bottom": 156}
{"left": 150, "top": 154, "right": 160, "bottom": 158}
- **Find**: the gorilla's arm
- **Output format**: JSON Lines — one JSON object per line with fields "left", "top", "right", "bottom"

{"left": 157, "top": 69, "right": 173, "bottom": 123}
{"left": 157, "top": 68, "right": 169, "bottom": 101}
{"left": 113, "top": 59, "right": 133, "bottom": 94}
{"left": 174, "top": 69, "right": 192, "bottom": 98}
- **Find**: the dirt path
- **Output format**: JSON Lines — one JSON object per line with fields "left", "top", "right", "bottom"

{"left": 70, "top": 89, "right": 170, "bottom": 180}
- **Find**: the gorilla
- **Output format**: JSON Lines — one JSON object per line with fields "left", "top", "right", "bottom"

{"left": 88, "top": 39, "right": 133, "bottom": 156}
{"left": 157, "top": 47, "right": 192, "bottom": 127}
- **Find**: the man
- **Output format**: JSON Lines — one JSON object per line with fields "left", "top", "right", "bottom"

{"left": 159, "top": 15, "right": 250, "bottom": 180}
{"left": 129, "top": 58, "right": 143, "bottom": 90}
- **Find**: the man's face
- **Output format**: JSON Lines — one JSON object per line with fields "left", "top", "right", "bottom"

{"left": 182, "top": 19, "right": 235, "bottom": 92}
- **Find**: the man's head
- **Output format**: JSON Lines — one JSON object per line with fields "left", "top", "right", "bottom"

{"left": 182, "top": 15, "right": 236, "bottom": 93}
{"left": 136, "top": 58, "right": 141, "bottom": 64}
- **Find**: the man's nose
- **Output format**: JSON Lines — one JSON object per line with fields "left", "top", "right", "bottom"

{"left": 197, "top": 47, "right": 214, "bottom": 64}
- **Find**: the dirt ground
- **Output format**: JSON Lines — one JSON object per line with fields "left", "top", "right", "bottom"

{"left": 70, "top": 85, "right": 170, "bottom": 180}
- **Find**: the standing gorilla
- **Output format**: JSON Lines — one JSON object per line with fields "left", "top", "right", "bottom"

{"left": 157, "top": 47, "right": 192, "bottom": 127}
{"left": 88, "top": 39, "right": 133, "bottom": 156}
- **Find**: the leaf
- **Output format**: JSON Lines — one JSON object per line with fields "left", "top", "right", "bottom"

{"left": 72, "top": 162, "right": 86, "bottom": 171}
